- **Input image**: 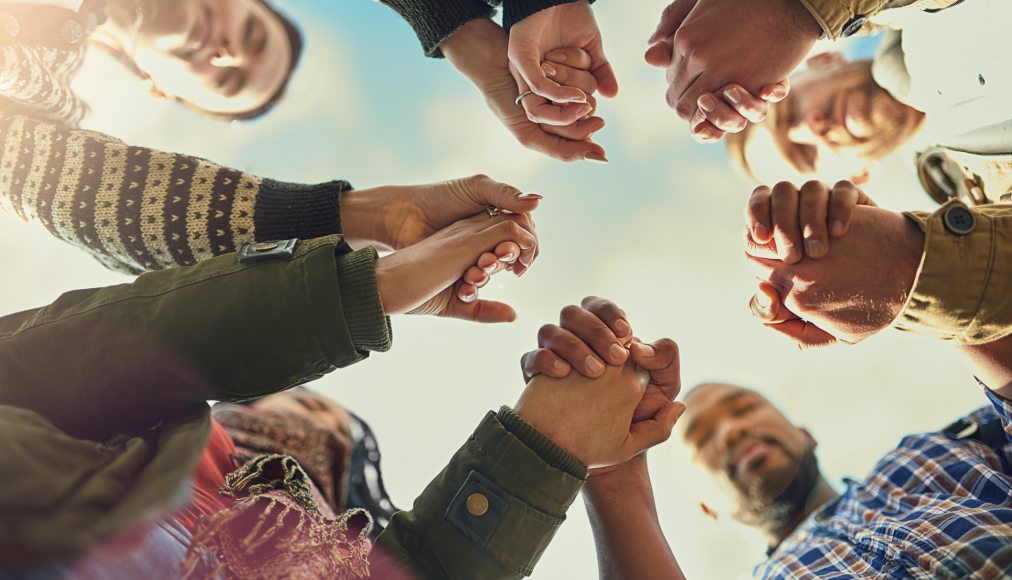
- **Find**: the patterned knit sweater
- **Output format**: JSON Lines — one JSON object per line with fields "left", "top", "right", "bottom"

{"left": 0, "top": 2, "right": 347, "bottom": 275}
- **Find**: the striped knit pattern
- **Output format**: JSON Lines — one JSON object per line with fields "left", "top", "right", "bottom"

{"left": 0, "top": 44, "right": 89, "bottom": 127}
{"left": 0, "top": 111, "right": 347, "bottom": 274}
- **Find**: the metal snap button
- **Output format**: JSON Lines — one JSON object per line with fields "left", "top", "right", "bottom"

{"left": 0, "top": 13, "right": 20, "bottom": 38}
{"left": 466, "top": 493, "right": 489, "bottom": 517}
{"left": 61, "top": 20, "right": 83, "bottom": 45}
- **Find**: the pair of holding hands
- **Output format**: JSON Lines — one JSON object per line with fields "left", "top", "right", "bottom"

{"left": 444, "top": 0, "right": 821, "bottom": 161}
{"left": 743, "top": 180, "right": 925, "bottom": 348}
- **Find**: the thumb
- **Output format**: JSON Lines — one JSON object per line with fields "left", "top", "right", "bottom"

{"left": 749, "top": 282, "right": 791, "bottom": 324}
{"left": 626, "top": 402, "right": 687, "bottom": 455}
{"left": 648, "top": 0, "right": 696, "bottom": 44}
{"left": 588, "top": 43, "right": 619, "bottom": 98}
{"left": 476, "top": 179, "right": 543, "bottom": 215}
{"left": 510, "top": 44, "right": 587, "bottom": 103}
{"left": 446, "top": 295, "right": 518, "bottom": 324}
{"left": 644, "top": 39, "right": 674, "bottom": 68}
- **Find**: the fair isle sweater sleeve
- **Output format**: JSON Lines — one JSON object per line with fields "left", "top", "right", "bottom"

{"left": 0, "top": 111, "right": 348, "bottom": 275}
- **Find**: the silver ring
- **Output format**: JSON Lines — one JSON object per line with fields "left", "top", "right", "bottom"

{"left": 515, "top": 90, "right": 534, "bottom": 108}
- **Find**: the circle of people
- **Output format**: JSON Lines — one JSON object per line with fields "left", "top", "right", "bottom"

{"left": 1, "top": 0, "right": 1010, "bottom": 578}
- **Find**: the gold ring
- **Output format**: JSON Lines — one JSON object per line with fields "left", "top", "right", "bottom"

{"left": 515, "top": 90, "right": 534, "bottom": 108}
{"left": 486, "top": 207, "right": 503, "bottom": 219}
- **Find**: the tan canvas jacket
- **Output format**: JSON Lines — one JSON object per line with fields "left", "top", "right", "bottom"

{"left": 798, "top": 0, "right": 962, "bottom": 39}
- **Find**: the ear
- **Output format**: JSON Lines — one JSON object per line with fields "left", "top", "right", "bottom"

{"left": 849, "top": 167, "right": 871, "bottom": 186}
{"left": 800, "top": 427, "right": 818, "bottom": 448}
{"left": 806, "top": 51, "right": 845, "bottom": 70}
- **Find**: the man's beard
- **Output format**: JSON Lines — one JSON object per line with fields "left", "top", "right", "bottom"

{"left": 732, "top": 444, "right": 820, "bottom": 533}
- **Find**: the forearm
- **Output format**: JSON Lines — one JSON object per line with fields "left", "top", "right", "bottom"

{"left": 584, "top": 455, "right": 684, "bottom": 580}
{"left": 0, "top": 112, "right": 349, "bottom": 274}
{"left": 374, "top": 407, "right": 586, "bottom": 579}
{"left": 0, "top": 235, "right": 391, "bottom": 440}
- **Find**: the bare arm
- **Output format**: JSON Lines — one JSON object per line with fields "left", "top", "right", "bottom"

{"left": 583, "top": 454, "right": 685, "bottom": 580}
{"left": 957, "top": 335, "right": 1012, "bottom": 400}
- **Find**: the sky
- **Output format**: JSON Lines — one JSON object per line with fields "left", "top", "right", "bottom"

{"left": 0, "top": 1, "right": 990, "bottom": 578}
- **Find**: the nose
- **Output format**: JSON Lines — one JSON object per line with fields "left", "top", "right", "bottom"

{"left": 715, "top": 418, "right": 751, "bottom": 466}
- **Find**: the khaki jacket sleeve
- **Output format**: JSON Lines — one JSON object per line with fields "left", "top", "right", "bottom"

{"left": 894, "top": 200, "right": 1012, "bottom": 344}
{"left": 373, "top": 407, "right": 586, "bottom": 579}
{"left": 797, "top": 0, "right": 962, "bottom": 39}
{"left": 0, "top": 111, "right": 350, "bottom": 275}
{"left": 0, "top": 235, "right": 390, "bottom": 440}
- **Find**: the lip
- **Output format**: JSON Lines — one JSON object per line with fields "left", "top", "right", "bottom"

{"left": 732, "top": 440, "right": 769, "bottom": 477}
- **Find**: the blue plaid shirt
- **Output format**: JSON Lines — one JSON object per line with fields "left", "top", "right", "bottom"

{"left": 756, "top": 389, "right": 1012, "bottom": 579}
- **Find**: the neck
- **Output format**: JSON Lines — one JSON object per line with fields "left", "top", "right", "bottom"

{"left": 767, "top": 475, "right": 837, "bottom": 548}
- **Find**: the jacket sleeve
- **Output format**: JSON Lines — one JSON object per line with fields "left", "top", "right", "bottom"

{"left": 377, "top": 0, "right": 496, "bottom": 57}
{"left": 373, "top": 407, "right": 586, "bottom": 579}
{"left": 0, "top": 111, "right": 350, "bottom": 275}
{"left": 0, "top": 235, "right": 391, "bottom": 440}
{"left": 797, "top": 0, "right": 963, "bottom": 40}
{"left": 893, "top": 199, "right": 1012, "bottom": 345}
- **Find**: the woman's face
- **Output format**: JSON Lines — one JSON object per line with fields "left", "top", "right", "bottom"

{"left": 129, "top": 0, "right": 294, "bottom": 117}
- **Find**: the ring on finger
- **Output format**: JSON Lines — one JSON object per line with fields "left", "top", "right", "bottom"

{"left": 486, "top": 206, "right": 503, "bottom": 219}
{"left": 515, "top": 90, "right": 534, "bottom": 108}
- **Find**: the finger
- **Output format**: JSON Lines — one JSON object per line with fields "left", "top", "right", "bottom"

{"left": 511, "top": 49, "right": 587, "bottom": 104}
{"left": 747, "top": 281, "right": 791, "bottom": 324}
{"left": 745, "top": 185, "right": 774, "bottom": 244}
{"left": 626, "top": 402, "right": 687, "bottom": 456}
{"left": 542, "top": 116, "right": 606, "bottom": 141}
{"left": 463, "top": 265, "right": 489, "bottom": 288}
{"left": 537, "top": 324, "right": 606, "bottom": 378}
{"left": 743, "top": 254, "right": 795, "bottom": 291}
{"left": 544, "top": 47, "right": 593, "bottom": 69}
{"left": 629, "top": 338, "right": 680, "bottom": 393}
{"left": 467, "top": 175, "right": 543, "bottom": 216}
{"left": 516, "top": 125, "right": 608, "bottom": 163}
{"left": 743, "top": 225, "right": 779, "bottom": 260}
{"left": 524, "top": 98, "right": 596, "bottom": 127}
{"left": 559, "top": 304, "right": 629, "bottom": 366}
{"left": 589, "top": 43, "right": 619, "bottom": 98}
{"left": 649, "top": 0, "right": 695, "bottom": 44}
{"left": 541, "top": 62, "right": 598, "bottom": 96}
{"left": 481, "top": 214, "right": 538, "bottom": 267}
{"left": 798, "top": 180, "right": 830, "bottom": 259}
{"left": 770, "top": 181, "right": 803, "bottom": 264}
{"left": 697, "top": 93, "right": 749, "bottom": 134}
{"left": 670, "top": 67, "right": 706, "bottom": 121}
{"left": 690, "top": 114, "right": 726, "bottom": 143}
{"left": 766, "top": 318, "right": 839, "bottom": 350}
{"left": 644, "top": 39, "right": 674, "bottom": 68}
{"left": 521, "top": 348, "right": 572, "bottom": 382}
{"left": 721, "top": 84, "right": 769, "bottom": 124}
{"left": 579, "top": 296, "right": 632, "bottom": 339}
{"left": 452, "top": 298, "right": 518, "bottom": 324}
{"left": 504, "top": 211, "right": 538, "bottom": 272}
{"left": 759, "top": 78, "right": 791, "bottom": 103}
{"left": 457, "top": 282, "right": 478, "bottom": 304}
{"left": 494, "top": 241, "right": 521, "bottom": 263}
{"left": 477, "top": 252, "right": 502, "bottom": 274}
{"left": 827, "top": 180, "right": 872, "bottom": 238}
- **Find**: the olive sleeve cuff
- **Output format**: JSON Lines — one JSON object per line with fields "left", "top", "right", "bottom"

{"left": 378, "top": 0, "right": 496, "bottom": 58}
{"left": 374, "top": 411, "right": 585, "bottom": 578}
{"left": 895, "top": 200, "right": 1012, "bottom": 345}
{"left": 333, "top": 245, "right": 392, "bottom": 353}
{"left": 496, "top": 406, "right": 587, "bottom": 479}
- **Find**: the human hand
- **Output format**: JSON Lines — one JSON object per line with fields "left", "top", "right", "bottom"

{"left": 341, "top": 174, "right": 541, "bottom": 274}
{"left": 745, "top": 203, "right": 925, "bottom": 347}
{"left": 441, "top": 18, "right": 607, "bottom": 162}
{"left": 746, "top": 180, "right": 877, "bottom": 264}
{"left": 520, "top": 297, "right": 683, "bottom": 423}
{"left": 686, "top": 81, "right": 789, "bottom": 143}
{"left": 374, "top": 210, "right": 538, "bottom": 323}
{"left": 515, "top": 360, "right": 685, "bottom": 469}
{"left": 644, "top": 0, "right": 820, "bottom": 131}
{"left": 508, "top": 1, "right": 617, "bottom": 125}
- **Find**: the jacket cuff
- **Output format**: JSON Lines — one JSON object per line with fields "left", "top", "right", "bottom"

{"left": 497, "top": 406, "right": 587, "bottom": 479}
{"left": 894, "top": 200, "right": 1012, "bottom": 344}
{"left": 503, "top": 0, "right": 584, "bottom": 33}
{"left": 334, "top": 245, "right": 392, "bottom": 353}
{"left": 376, "top": 411, "right": 585, "bottom": 577}
{"left": 379, "top": 0, "right": 496, "bottom": 58}
{"left": 794, "top": 0, "right": 885, "bottom": 39}
{"left": 254, "top": 179, "right": 350, "bottom": 241}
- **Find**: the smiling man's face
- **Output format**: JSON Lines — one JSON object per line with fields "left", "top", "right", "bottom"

{"left": 680, "top": 383, "right": 820, "bottom": 530}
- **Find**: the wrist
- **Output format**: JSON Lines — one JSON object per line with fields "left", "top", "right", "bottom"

{"left": 441, "top": 19, "right": 508, "bottom": 88}
{"left": 586, "top": 454, "right": 649, "bottom": 493}
{"left": 340, "top": 187, "right": 391, "bottom": 251}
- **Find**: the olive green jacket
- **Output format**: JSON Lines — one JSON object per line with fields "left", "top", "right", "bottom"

{"left": 0, "top": 236, "right": 585, "bottom": 578}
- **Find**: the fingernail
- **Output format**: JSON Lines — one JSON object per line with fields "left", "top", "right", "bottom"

{"left": 755, "top": 291, "right": 772, "bottom": 309}
{"left": 461, "top": 291, "right": 477, "bottom": 303}
{"left": 553, "top": 359, "right": 570, "bottom": 372}
{"left": 610, "top": 343, "right": 627, "bottom": 360}
{"left": 542, "top": 62, "right": 558, "bottom": 77}
{"left": 614, "top": 319, "right": 631, "bottom": 336}
{"left": 831, "top": 220, "right": 844, "bottom": 237}
{"left": 498, "top": 251, "right": 516, "bottom": 263}
{"left": 783, "top": 246, "right": 801, "bottom": 264}
{"left": 578, "top": 104, "right": 593, "bottom": 116}
{"left": 673, "top": 404, "right": 688, "bottom": 421}
{"left": 586, "top": 356, "right": 604, "bottom": 373}
{"left": 639, "top": 343, "right": 656, "bottom": 357}
{"left": 520, "top": 254, "right": 533, "bottom": 267}
{"left": 519, "top": 193, "right": 543, "bottom": 201}
{"left": 724, "top": 88, "right": 741, "bottom": 104}
{"left": 545, "top": 50, "right": 566, "bottom": 63}
{"left": 806, "top": 239, "right": 824, "bottom": 258}
{"left": 754, "top": 224, "right": 769, "bottom": 240}
{"left": 584, "top": 152, "right": 608, "bottom": 163}
{"left": 698, "top": 95, "right": 716, "bottom": 112}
